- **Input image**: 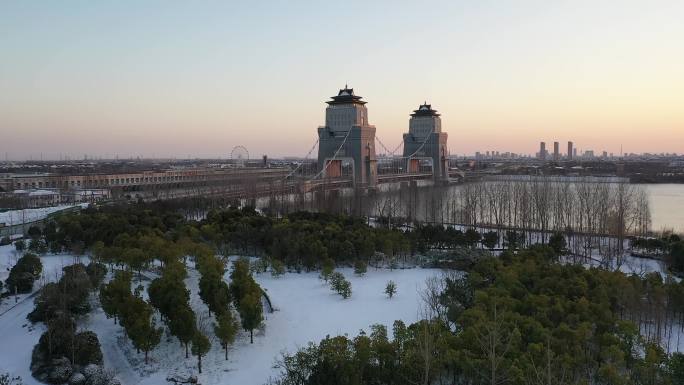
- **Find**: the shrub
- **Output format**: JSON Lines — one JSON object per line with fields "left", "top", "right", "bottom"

{"left": 329, "top": 272, "right": 351, "bottom": 299}
{"left": 5, "top": 253, "right": 42, "bottom": 294}
{"left": 28, "top": 264, "right": 92, "bottom": 322}
{"left": 27, "top": 225, "right": 42, "bottom": 239}
{"left": 73, "top": 331, "right": 104, "bottom": 366}
{"left": 271, "top": 259, "right": 285, "bottom": 278}
{"left": 337, "top": 279, "right": 352, "bottom": 299}
{"left": 549, "top": 232, "right": 567, "bottom": 256}
{"left": 251, "top": 258, "right": 269, "bottom": 274}
{"left": 14, "top": 239, "right": 26, "bottom": 252}
{"left": 329, "top": 272, "right": 344, "bottom": 290}
{"left": 353, "top": 259, "right": 367, "bottom": 276}
{"left": 319, "top": 257, "right": 335, "bottom": 282}
{"left": 31, "top": 315, "right": 103, "bottom": 380}
{"left": 385, "top": 280, "right": 397, "bottom": 299}
{"left": 28, "top": 238, "right": 48, "bottom": 254}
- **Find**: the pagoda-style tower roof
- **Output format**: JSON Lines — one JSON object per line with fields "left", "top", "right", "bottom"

{"left": 411, "top": 102, "right": 440, "bottom": 117}
{"left": 326, "top": 85, "right": 367, "bottom": 105}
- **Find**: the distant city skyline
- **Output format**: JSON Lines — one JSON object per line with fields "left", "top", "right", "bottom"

{"left": 1, "top": 1, "right": 683, "bottom": 160}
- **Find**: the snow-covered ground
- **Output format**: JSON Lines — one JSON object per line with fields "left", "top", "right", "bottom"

{"left": 0, "top": 245, "right": 87, "bottom": 315}
{"left": 225, "top": 266, "right": 437, "bottom": 385}
{"left": 3, "top": 238, "right": 678, "bottom": 385}
{"left": 561, "top": 252, "right": 672, "bottom": 279}
{"left": 0, "top": 244, "right": 440, "bottom": 384}
{"left": 0, "top": 244, "right": 89, "bottom": 383}
{"left": 93, "top": 264, "right": 440, "bottom": 385}
{"left": 0, "top": 204, "right": 86, "bottom": 226}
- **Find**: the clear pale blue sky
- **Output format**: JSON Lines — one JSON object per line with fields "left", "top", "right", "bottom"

{"left": 1, "top": 0, "right": 683, "bottom": 159}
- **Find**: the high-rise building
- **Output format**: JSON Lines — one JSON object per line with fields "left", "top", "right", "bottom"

{"left": 539, "top": 142, "right": 546, "bottom": 160}
{"left": 553, "top": 142, "right": 560, "bottom": 161}
{"left": 567, "top": 141, "right": 574, "bottom": 160}
{"left": 573, "top": 148, "right": 577, "bottom": 158}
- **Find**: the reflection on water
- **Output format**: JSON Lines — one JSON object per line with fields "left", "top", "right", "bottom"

{"left": 646, "top": 184, "right": 684, "bottom": 233}
{"left": 254, "top": 181, "right": 684, "bottom": 234}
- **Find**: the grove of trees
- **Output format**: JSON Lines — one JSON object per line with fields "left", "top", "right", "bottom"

{"left": 269, "top": 246, "right": 684, "bottom": 385}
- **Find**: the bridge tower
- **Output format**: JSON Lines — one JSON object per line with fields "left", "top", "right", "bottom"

{"left": 402, "top": 103, "right": 449, "bottom": 181}
{"left": 317, "top": 86, "right": 377, "bottom": 187}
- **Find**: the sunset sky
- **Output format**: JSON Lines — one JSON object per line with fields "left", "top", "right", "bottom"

{"left": 1, "top": 1, "right": 683, "bottom": 160}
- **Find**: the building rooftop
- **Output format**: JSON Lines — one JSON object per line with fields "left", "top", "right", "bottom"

{"left": 411, "top": 102, "right": 440, "bottom": 117}
{"left": 326, "top": 85, "right": 367, "bottom": 105}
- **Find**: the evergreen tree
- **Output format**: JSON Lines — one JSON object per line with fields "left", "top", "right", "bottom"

{"left": 85, "top": 262, "right": 107, "bottom": 288}
{"left": 124, "top": 248, "right": 148, "bottom": 279}
{"left": 385, "top": 280, "right": 397, "bottom": 299}
{"left": 6, "top": 253, "right": 43, "bottom": 293}
{"left": 100, "top": 271, "right": 132, "bottom": 324}
{"left": 319, "top": 257, "right": 335, "bottom": 282}
{"left": 229, "top": 257, "right": 252, "bottom": 306}
{"left": 504, "top": 231, "right": 523, "bottom": 250}
{"left": 337, "top": 279, "right": 352, "bottom": 299}
{"left": 191, "top": 332, "right": 211, "bottom": 374}
{"left": 239, "top": 289, "right": 263, "bottom": 344}
{"left": 14, "top": 239, "right": 26, "bottom": 252}
{"left": 669, "top": 241, "right": 684, "bottom": 273}
{"left": 214, "top": 311, "right": 239, "bottom": 360}
{"left": 168, "top": 305, "right": 196, "bottom": 358}
{"left": 199, "top": 274, "right": 230, "bottom": 316}
{"left": 482, "top": 231, "right": 498, "bottom": 250}
{"left": 548, "top": 232, "right": 567, "bottom": 256}
{"left": 329, "top": 271, "right": 345, "bottom": 291}
{"left": 121, "top": 296, "right": 161, "bottom": 364}
{"left": 668, "top": 352, "right": 684, "bottom": 384}
{"left": 464, "top": 228, "right": 481, "bottom": 248}
{"left": 148, "top": 263, "right": 189, "bottom": 320}
{"left": 271, "top": 259, "right": 285, "bottom": 278}
{"left": 328, "top": 272, "right": 351, "bottom": 299}
{"left": 354, "top": 259, "right": 367, "bottom": 276}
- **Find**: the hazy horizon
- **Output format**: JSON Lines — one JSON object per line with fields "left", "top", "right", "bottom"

{"left": 2, "top": 1, "right": 683, "bottom": 160}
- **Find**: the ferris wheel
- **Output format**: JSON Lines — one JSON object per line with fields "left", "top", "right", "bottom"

{"left": 230, "top": 145, "right": 249, "bottom": 166}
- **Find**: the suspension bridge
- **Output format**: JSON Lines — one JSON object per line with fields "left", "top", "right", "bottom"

{"left": 195, "top": 87, "right": 464, "bottom": 201}
{"left": 277, "top": 87, "right": 463, "bottom": 194}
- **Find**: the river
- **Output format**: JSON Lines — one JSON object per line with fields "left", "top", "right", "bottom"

{"left": 368, "top": 181, "right": 684, "bottom": 234}
{"left": 255, "top": 180, "right": 684, "bottom": 235}
{"left": 646, "top": 184, "right": 684, "bottom": 233}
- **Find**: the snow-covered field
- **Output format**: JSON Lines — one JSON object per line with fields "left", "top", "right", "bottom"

{"left": 106, "top": 265, "right": 439, "bottom": 385}
{"left": 0, "top": 204, "right": 86, "bottom": 226}
{"left": 3, "top": 237, "right": 679, "bottom": 385}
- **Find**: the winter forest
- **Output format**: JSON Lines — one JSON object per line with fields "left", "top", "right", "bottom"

{"left": 1, "top": 178, "right": 684, "bottom": 385}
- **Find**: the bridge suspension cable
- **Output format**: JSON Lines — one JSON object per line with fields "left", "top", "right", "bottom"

{"left": 375, "top": 136, "right": 399, "bottom": 156}
{"left": 405, "top": 132, "right": 431, "bottom": 159}
{"left": 283, "top": 138, "right": 319, "bottom": 180}
{"left": 375, "top": 133, "right": 430, "bottom": 160}
{"left": 308, "top": 127, "right": 353, "bottom": 181}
